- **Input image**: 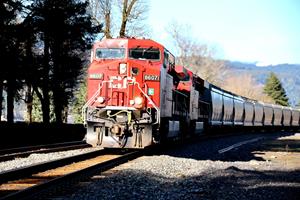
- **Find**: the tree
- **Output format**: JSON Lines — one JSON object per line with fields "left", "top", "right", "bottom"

{"left": 18, "top": 13, "right": 40, "bottom": 123}
{"left": 264, "top": 72, "right": 289, "bottom": 106}
{"left": 88, "top": 0, "right": 148, "bottom": 38}
{"left": 71, "top": 81, "right": 87, "bottom": 123}
{"left": 28, "top": 0, "right": 99, "bottom": 123}
{"left": 118, "top": 0, "right": 148, "bottom": 37}
{"left": 223, "top": 73, "right": 274, "bottom": 103}
{"left": 89, "top": 0, "right": 112, "bottom": 38}
{"left": 31, "top": 91, "right": 55, "bottom": 122}
{"left": 0, "top": 82, "right": 2, "bottom": 121}
{"left": 167, "top": 21, "right": 226, "bottom": 86}
{"left": 0, "top": 0, "right": 22, "bottom": 123}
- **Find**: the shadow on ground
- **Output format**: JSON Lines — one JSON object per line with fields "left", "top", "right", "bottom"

{"left": 50, "top": 167, "right": 300, "bottom": 200}
{"left": 159, "top": 131, "right": 299, "bottom": 162}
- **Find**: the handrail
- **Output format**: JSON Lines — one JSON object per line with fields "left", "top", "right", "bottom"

{"left": 82, "top": 80, "right": 112, "bottom": 124}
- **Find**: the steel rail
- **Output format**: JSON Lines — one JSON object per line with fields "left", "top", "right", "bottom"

{"left": 0, "top": 141, "right": 86, "bottom": 155}
{"left": 0, "top": 149, "right": 142, "bottom": 200}
{"left": 0, "top": 142, "right": 90, "bottom": 162}
{"left": 0, "top": 148, "right": 108, "bottom": 184}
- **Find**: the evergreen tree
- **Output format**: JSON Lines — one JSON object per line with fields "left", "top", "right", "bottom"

{"left": 0, "top": 0, "right": 22, "bottom": 123}
{"left": 32, "top": 92, "right": 55, "bottom": 122}
{"left": 27, "top": 0, "right": 100, "bottom": 123}
{"left": 263, "top": 72, "right": 290, "bottom": 106}
{"left": 71, "top": 81, "right": 87, "bottom": 123}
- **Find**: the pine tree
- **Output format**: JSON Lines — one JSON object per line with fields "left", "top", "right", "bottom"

{"left": 71, "top": 81, "right": 87, "bottom": 123}
{"left": 0, "top": 0, "right": 22, "bottom": 123}
{"left": 28, "top": 0, "right": 100, "bottom": 123}
{"left": 263, "top": 72, "right": 290, "bottom": 106}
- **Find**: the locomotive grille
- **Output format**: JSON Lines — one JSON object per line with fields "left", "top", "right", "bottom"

{"left": 112, "top": 91, "right": 125, "bottom": 106}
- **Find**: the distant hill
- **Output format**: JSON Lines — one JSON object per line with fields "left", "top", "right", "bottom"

{"left": 225, "top": 61, "right": 300, "bottom": 106}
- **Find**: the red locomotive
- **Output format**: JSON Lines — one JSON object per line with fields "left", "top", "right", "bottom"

{"left": 83, "top": 38, "right": 300, "bottom": 148}
{"left": 83, "top": 38, "right": 208, "bottom": 148}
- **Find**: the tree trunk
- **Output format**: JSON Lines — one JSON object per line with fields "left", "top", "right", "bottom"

{"left": 42, "top": 36, "right": 50, "bottom": 124}
{"left": 6, "top": 78, "right": 15, "bottom": 123}
{"left": 41, "top": 94, "right": 50, "bottom": 123}
{"left": 53, "top": 87, "right": 63, "bottom": 124}
{"left": 119, "top": 0, "right": 128, "bottom": 37}
{"left": 63, "top": 106, "right": 68, "bottom": 123}
{"left": 119, "top": 0, "right": 137, "bottom": 37}
{"left": 25, "top": 85, "right": 33, "bottom": 123}
{"left": 104, "top": 11, "right": 112, "bottom": 38}
{"left": 0, "top": 79, "right": 3, "bottom": 122}
{"left": 33, "top": 86, "right": 49, "bottom": 123}
{"left": 25, "top": 34, "right": 34, "bottom": 123}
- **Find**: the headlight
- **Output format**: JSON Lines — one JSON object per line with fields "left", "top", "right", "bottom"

{"left": 119, "top": 63, "right": 127, "bottom": 74}
{"left": 134, "top": 96, "right": 143, "bottom": 108}
{"left": 134, "top": 97, "right": 143, "bottom": 105}
{"left": 97, "top": 96, "right": 105, "bottom": 103}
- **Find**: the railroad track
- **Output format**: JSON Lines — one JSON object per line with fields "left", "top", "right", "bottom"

{"left": 0, "top": 148, "right": 142, "bottom": 200}
{"left": 0, "top": 141, "right": 90, "bottom": 162}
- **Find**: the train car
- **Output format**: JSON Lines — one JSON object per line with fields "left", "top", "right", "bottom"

{"left": 210, "top": 87, "right": 223, "bottom": 126}
{"left": 253, "top": 102, "right": 264, "bottom": 126}
{"left": 233, "top": 96, "right": 244, "bottom": 126}
{"left": 273, "top": 105, "right": 283, "bottom": 127}
{"left": 282, "top": 107, "right": 292, "bottom": 126}
{"left": 174, "top": 66, "right": 208, "bottom": 134}
{"left": 291, "top": 109, "right": 300, "bottom": 126}
{"left": 244, "top": 100, "right": 254, "bottom": 126}
{"left": 223, "top": 92, "right": 234, "bottom": 125}
{"left": 83, "top": 37, "right": 300, "bottom": 148}
{"left": 263, "top": 103, "right": 274, "bottom": 126}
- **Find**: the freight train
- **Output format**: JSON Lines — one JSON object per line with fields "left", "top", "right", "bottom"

{"left": 82, "top": 38, "right": 300, "bottom": 148}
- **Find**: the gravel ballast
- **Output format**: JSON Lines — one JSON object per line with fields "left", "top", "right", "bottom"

{"left": 45, "top": 132, "right": 300, "bottom": 200}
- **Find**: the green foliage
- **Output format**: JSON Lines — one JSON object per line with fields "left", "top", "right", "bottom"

{"left": 0, "top": 0, "right": 100, "bottom": 123}
{"left": 71, "top": 81, "right": 87, "bottom": 124}
{"left": 263, "top": 72, "right": 290, "bottom": 106}
{"left": 11, "top": 0, "right": 101, "bottom": 123}
{"left": 30, "top": 0, "right": 99, "bottom": 123}
{"left": 32, "top": 92, "right": 55, "bottom": 122}
{"left": 32, "top": 92, "right": 42, "bottom": 122}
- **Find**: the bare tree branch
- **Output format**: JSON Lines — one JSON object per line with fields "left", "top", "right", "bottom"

{"left": 167, "top": 21, "right": 226, "bottom": 86}
{"left": 88, "top": 0, "right": 148, "bottom": 38}
{"left": 222, "top": 73, "right": 274, "bottom": 102}
{"left": 88, "top": 0, "right": 112, "bottom": 38}
{"left": 118, "top": 0, "right": 148, "bottom": 37}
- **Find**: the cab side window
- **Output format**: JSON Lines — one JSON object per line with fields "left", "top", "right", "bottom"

{"left": 164, "top": 49, "right": 175, "bottom": 70}
{"left": 163, "top": 51, "right": 169, "bottom": 68}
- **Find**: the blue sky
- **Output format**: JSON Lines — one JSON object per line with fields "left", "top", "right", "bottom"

{"left": 148, "top": 0, "right": 300, "bottom": 65}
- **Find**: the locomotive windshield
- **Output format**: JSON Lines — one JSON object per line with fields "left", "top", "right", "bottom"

{"left": 129, "top": 47, "right": 160, "bottom": 60}
{"left": 95, "top": 48, "right": 125, "bottom": 59}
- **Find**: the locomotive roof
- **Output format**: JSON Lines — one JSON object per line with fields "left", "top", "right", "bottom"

{"left": 93, "top": 38, "right": 165, "bottom": 50}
